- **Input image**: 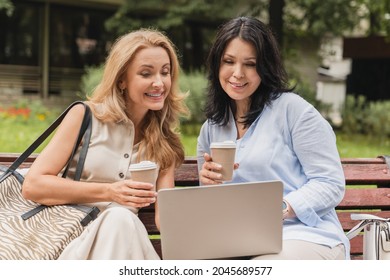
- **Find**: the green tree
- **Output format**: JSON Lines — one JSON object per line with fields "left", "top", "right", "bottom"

{"left": 106, "top": 0, "right": 390, "bottom": 51}
{"left": 105, "top": 0, "right": 241, "bottom": 35}
{"left": 249, "top": 0, "right": 389, "bottom": 44}
{"left": 0, "top": 0, "right": 13, "bottom": 16}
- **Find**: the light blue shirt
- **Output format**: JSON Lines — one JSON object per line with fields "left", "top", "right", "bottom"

{"left": 197, "top": 93, "right": 350, "bottom": 259}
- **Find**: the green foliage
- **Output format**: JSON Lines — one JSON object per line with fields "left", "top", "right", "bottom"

{"left": 78, "top": 66, "right": 104, "bottom": 99}
{"left": 341, "top": 95, "right": 368, "bottom": 134}
{"left": 105, "top": 0, "right": 242, "bottom": 36}
{"left": 179, "top": 70, "right": 208, "bottom": 124}
{"left": 0, "top": 0, "right": 14, "bottom": 16}
{"left": 341, "top": 95, "right": 390, "bottom": 140}
{"left": 284, "top": 0, "right": 362, "bottom": 37}
{"left": 104, "top": 0, "right": 390, "bottom": 50}
{"left": 359, "top": 0, "right": 390, "bottom": 36}
{"left": 366, "top": 100, "right": 390, "bottom": 137}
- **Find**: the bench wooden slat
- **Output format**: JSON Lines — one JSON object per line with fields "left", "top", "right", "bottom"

{"left": 0, "top": 153, "right": 37, "bottom": 163}
{"left": 151, "top": 239, "right": 163, "bottom": 258}
{"left": 337, "top": 188, "right": 390, "bottom": 209}
{"left": 2, "top": 155, "right": 389, "bottom": 184}
{"left": 138, "top": 210, "right": 159, "bottom": 234}
{"left": 341, "top": 158, "right": 385, "bottom": 164}
{"left": 350, "top": 236, "right": 363, "bottom": 256}
{"left": 174, "top": 163, "right": 199, "bottom": 186}
{"left": 343, "top": 163, "right": 390, "bottom": 185}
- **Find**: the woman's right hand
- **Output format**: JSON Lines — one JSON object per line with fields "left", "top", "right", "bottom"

{"left": 110, "top": 180, "right": 157, "bottom": 208}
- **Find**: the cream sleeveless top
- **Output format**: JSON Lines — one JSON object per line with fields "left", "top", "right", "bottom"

{"left": 64, "top": 112, "right": 159, "bottom": 213}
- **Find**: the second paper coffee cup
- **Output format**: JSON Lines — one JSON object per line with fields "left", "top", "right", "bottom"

{"left": 210, "top": 140, "right": 236, "bottom": 181}
{"left": 129, "top": 161, "right": 158, "bottom": 191}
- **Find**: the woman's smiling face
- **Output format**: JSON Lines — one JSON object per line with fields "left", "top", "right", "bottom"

{"left": 218, "top": 38, "right": 261, "bottom": 105}
{"left": 121, "top": 46, "right": 171, "bottom": 117}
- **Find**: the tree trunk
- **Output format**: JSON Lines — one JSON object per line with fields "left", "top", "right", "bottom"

{"left": 268, "top": 0, "right": 285, "bottom": 48}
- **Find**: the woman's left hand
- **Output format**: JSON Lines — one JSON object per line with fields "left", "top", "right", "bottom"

{"left": 109, "top": 180, "right": 157, "bottom": 208}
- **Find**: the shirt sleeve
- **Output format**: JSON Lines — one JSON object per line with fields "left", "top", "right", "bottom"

{"left": 284, "top": 105, "right": 345, "bottom": 227}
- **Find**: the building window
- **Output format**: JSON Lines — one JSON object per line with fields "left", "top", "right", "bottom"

{"left": 50, "top": 5, "right": 114, "bottom": 69}
{"left": 0, "top": 3, "right": 40, "bottom": 65}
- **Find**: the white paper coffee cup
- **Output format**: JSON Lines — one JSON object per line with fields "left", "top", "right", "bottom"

{"left": 129, "top": 161, "right": 158, "bottom": 190}
{"left": 210, "top": 141, "right": 236, "bottom": 181}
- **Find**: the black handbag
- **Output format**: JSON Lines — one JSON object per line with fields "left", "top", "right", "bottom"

{"left": 0, "top": 101, "right": 99, "bottom": 260}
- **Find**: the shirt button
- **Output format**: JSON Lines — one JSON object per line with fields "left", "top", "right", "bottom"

{"left": 119, "top": 172, "right": 124, "bottom": 178}
{"left": 124, "top": 153, "right": 129, "bottom": 158}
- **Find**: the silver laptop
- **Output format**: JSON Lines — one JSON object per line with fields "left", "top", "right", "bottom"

{"left": 158, "top": 180, "right": 283, "bottom": 260}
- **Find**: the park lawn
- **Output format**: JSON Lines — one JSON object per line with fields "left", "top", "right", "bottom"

{"left": 181, "top": 132, "right": 390, "bottom": 158}
{"left": 336, "top": 133, "right": 390, "bottom": 158}
{"left": 0, "top": 121, "right": 53, "bottom": 153}
{"left": 1, "top": 120, "right": 390, "bottom": 158}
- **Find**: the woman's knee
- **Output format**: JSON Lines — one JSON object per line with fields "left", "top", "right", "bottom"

{"left": 101, "top": 207, "right": 139, "bottom": 230}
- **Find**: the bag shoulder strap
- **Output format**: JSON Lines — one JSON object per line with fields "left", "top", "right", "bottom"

{"left": 61, "top": 103, "right": 92, "bottom": 180}
{"left": 346, "top": 213, "right": 390, "bottom": 240}
{"left": 20, "top": 102, "right": 98, "bottom": 222}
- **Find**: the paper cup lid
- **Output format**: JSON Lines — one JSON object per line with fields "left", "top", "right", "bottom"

{"left": 129, "top": 161, "right": 157, "bottom": 171}
{"left": 210, "top": 140, "right": 236, "bottom": 149}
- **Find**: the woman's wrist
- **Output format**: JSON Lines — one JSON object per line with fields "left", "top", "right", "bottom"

{"left": 282, "top": 199, "right": 289, "bottom": 219}
{"left": 282, "top": 199, "right": 295, "bottom": 220}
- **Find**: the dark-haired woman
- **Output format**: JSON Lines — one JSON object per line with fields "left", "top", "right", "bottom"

{"left": 197, "top": 17, "right": 350, "bottom": 260}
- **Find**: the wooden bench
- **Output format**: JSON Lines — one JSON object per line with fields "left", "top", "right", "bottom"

{"left": 1, "top": 153, "right": 390, "bottom": 260}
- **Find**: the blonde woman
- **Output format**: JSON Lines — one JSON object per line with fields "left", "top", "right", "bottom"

{"left": 22, "top": 29, "right": 188, "bottom": 260}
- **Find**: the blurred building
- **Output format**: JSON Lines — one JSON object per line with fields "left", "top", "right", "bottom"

{"left": 315, "top": 35, "right": 390, "bottom": 126}
{"left": 343, "top": 36, "right": 390, "bottom": 102}
{"left": 0, "top": 0, "right": 121, "bottom": 106}
{"left": 316, "top": 36, "right": 351, "bottom": 126}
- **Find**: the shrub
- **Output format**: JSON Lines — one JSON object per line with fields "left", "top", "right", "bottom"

{"left": 340, "top": 95, "right": 368, "bottom": 134}
{"left": 341, "top": 95, "right": 390, "bottom": 139}
{"left": 78, "top": 65, "right": 103, "bottom": 99}
{"left": 178, "top": 70, "right": 208, "bottom": 125}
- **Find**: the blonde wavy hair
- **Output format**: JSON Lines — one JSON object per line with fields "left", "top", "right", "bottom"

{"left": 87, "top": 29, "right": 189, "bottom": 170}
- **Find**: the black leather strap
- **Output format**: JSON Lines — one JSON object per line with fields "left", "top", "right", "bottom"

{"left": 21, "top": 205, "right": 46, "bottom": 220}
{"left": 61, "top": 103, "right": 92, "bottom": 179}
{"left": 20, "top": 102, "right": 100, "bottom": 222}
{"left": 74, "top": 113, "right": 92, "bottom": 181}
{"left": 71, "top": 205, "right": 100, "bottom": 226}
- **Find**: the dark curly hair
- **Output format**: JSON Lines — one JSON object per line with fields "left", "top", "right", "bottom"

{"left": 205, "top": 16, "right": 294, "bottom": 127}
